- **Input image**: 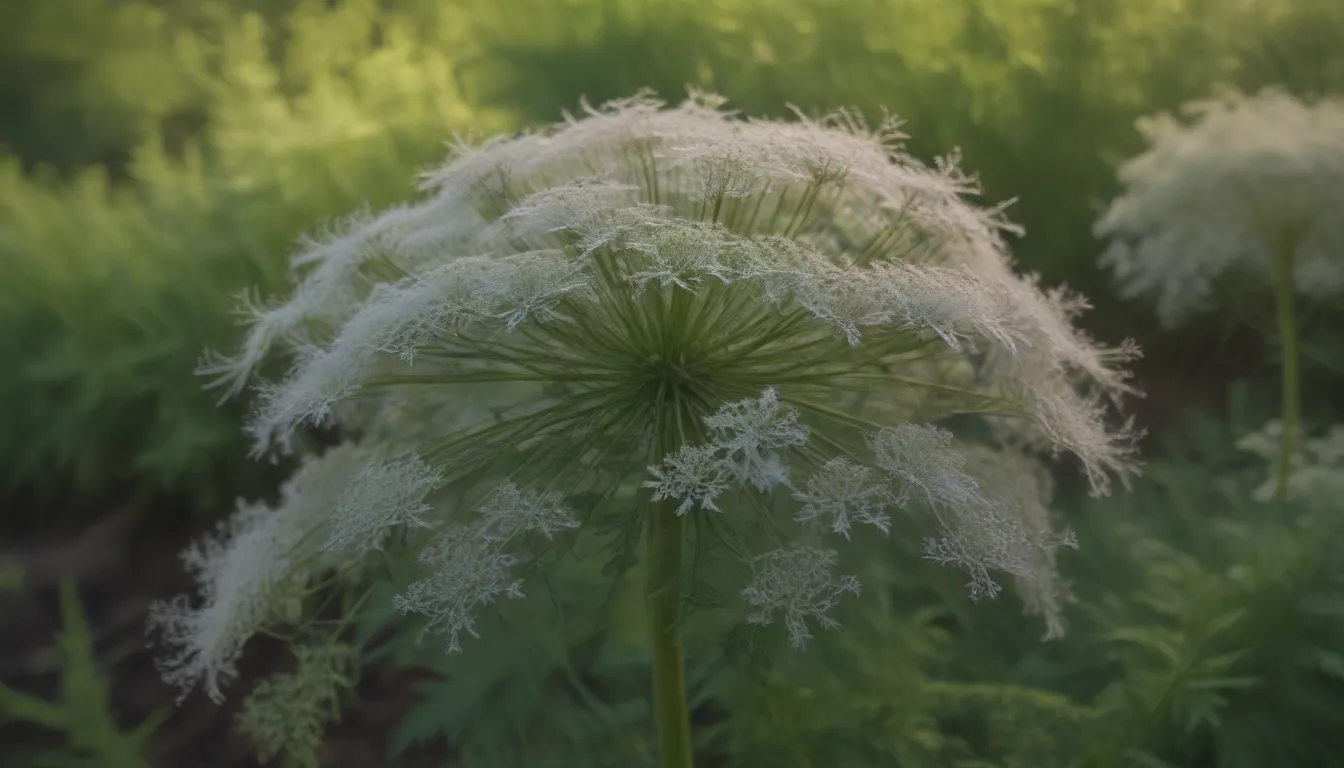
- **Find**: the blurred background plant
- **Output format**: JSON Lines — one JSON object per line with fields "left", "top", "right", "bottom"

{"left": 1, "top": 0, "right": 1341, "bottom": 766}
{"left": 0, "top": 0, "right": 509, "bottom": 520}
{"left": 0, "top": 579, "right": 163, "bottom": 768}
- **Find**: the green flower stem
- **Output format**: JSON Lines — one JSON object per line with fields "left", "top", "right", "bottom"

{"left": 1271, "top": 231, "right": 1301, "bottom": 503}
{"left": 647, "top": 494, "right": 693, "bottom": 768}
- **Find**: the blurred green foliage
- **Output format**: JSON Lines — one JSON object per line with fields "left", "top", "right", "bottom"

{"left": 0, "top": 0, "right": 508, "bottom": 514}
{"left": 0, "top": 580, "right": 163, "bottom": 768}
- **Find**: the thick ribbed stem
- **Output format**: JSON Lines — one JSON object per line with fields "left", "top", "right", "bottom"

{"left": 647, "top": 496, "right": 693, "bottom": 767}
{"left": 1271, "top": 233, "right": 1301, "bottom": 503}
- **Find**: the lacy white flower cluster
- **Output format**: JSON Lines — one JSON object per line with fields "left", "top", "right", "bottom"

{"left": 742, "top": 546, "right": 862, "bottom": 650}
{"left": 392, "top": 483, "right": 579, "bottom": 652}
{"left": 645, "top": 387, "right": 810, "bottom": 512}
{"left": 200, "top": 92, "right": 1136, "bottom": 479}
{"left": 154, "top": 91, "right": 1138, "bottom": 700}
{"left": 149, "top": 446, "right": 437, "bottom": 702}
{"left": 1095, "top": 87, "right": 1344, "bottom": 326}
{"left": 650, "top": 391, "right": 1079, "bottom": 646}
{"left": 1237, "top": 420, "right": 1344, "bottom": 507}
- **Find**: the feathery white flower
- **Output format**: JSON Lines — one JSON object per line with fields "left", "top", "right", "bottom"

{"left": 322, "top": 454, "right": 442, "bottom": 553}
{"left": 872, "top": 424, "right": 982, "bottom": 509}
{"left": 872, "top": 427, "right": 1077, "bottom": 629}
{"left": 645, "top": 444, "right": 733, "bottom": 515}
{"left": 480, "top": 250, "right": 594, "bottom": 328}
{"left": 1096, "top": 87, "right": 1344, "bottom": 326}
{"left": 228, "top": 93, "right": 1137, "bottom": 489}
{"left": 393, "top": 534, "right": 525, "bottom": 653}
{"left": 391, "top": 481, "right": 578, "bottom": 651}
{"left": 957, "top": 446, "right": 1075, "bottom": 640}
{"left": 148, "top": 444, "right": 369, "bottom": 702}
{"left": 622, "top": 219, "right": 742, "bottom": 292}
{"left": 178, "top": 91, "right": 1142, "bottom": 685}
{"left": 741, "top": 545, "right": 862, "bottom": 650}
{"left": 493, "top": 178, "right": 645, "bottom": 246}
{"left": 196, "top": 203, "right": 452, "bottom": 400}
{"left": 473, "top": 482, "right": 581, "bottom": 541}
{"left": 1238, "top": 420, "right": 1344, "bottom": 507}
{"left": 792, "top": 457, "right": 894, "bottom": 539}
{"left": 704, "top": 387, "right": 809, "bottom": 492}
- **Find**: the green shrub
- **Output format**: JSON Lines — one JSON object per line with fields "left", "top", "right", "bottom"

{"left": 0, "top": 0, "right": 509, "bottom": 515}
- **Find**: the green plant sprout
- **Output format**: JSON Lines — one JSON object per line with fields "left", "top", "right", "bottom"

{"left": 0, "top": 580, "right": 163, "bottom": 768}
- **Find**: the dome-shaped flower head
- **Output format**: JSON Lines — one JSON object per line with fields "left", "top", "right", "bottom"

{"left": 172, "top": 91, "right": 1139, "bottom": 695}
{"left": 1095, "top": 87, "right": 1344, "bottom": 327}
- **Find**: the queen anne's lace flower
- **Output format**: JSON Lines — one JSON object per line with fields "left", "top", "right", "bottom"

{"left": 873, "top": 424, "right": 983, "bottom": 509}
{"left": 957, "top": 446, "right": 1076, "bottom": 640}
{"left": 1095, "top": 87, "right": 1344, "bottom": 326}
{"left": 792, "top": 458, "right": 894, "bottom": 539}
{"left": 645, "top": 444, "right": 733, "bottom": 515}
{"left": 393, "top": 535, "right": 526, "bottom": 654}
{"left": 392, "top": 483, "right": 579, "bottom": 652}
{"left": 323, "top": 454, "right": 442, "bottom": 553}
{"left": 227, "top": 92, "right": 1137, "bottom": 478}
{"left": 473, "top": 482, "right": 581, "bottom": 542}
{"left": 164, "top": 91, "right": 1141, "bottom": 701}
{"left": 149, "top": 444, "right": 372, "bottom": 703}
{"left": 741, "top": 545, "right": 862, "bottom": 650}
{"left": 1238, "top": 420, "right": 1344, "bottom": 507}
{"left": 703, "top": 387, "right": 810, "bottom": 491}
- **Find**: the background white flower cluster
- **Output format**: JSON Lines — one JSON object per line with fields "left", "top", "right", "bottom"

{"left": 1096, "top": 87, "right": 1344, "bottom": 326}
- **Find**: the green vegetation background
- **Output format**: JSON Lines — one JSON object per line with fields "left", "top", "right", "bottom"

{"left": 1, "top": 1, "right": 1342, "bottom": 766}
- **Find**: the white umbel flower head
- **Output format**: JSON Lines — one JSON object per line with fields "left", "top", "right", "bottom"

{"left": 148, "top": 444, "right": 373, "bottom": 703}
{"left": 392, "top": 482, "right": 579, "bottom": 652}
{"left": 173, "top": 91, "right": 1141, "bottom": 682}
{"left": 645, "top": 444, "right": 733, "bottom": 515}
{"left": 792, "top": 457, "right": 894, "bottom": 539}
{"left": 1238, "top": 420, "right": 1344, "bottom": 507}
{"left": 322, "top": 454, "right": 442, "bottom": 553}
{"left": 1095, "top": 87, "right": 1344, "bottom": 326}
{"left": 703, "top": 386, "right": 809, "bottom": 491}
{"left": 741, "top": 545, "right": 862, "bottom": 650}
{"left": 392, "top": 534, "right": 525, "bottom": 654}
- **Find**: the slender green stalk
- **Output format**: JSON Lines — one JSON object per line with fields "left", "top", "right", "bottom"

{"left": 1270, "top": 231, "right": 1301, "bottom": 503}
{"left": 646, "top": 495, "right": 693, "bottom": 768}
